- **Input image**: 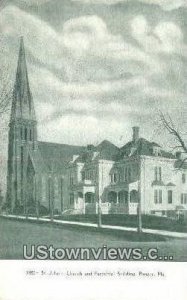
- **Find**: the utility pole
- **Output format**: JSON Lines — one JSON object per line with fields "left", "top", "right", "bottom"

{"left": 60, "top": 177, "right": 63, "bottom": 216}
{"left": 98, "top": 199, "right": 102, "bottom": 228}
{"left": 35, "top": 177, "right": 39, "bottom": 219}
{"left": 49, "top": 176, "right": 54, "bottom": 221}
{"left": 137, "top": 157, "right": 142, "bottom": 233}
{"left": 98, "top": 161, "right": 103, "bottom": 228}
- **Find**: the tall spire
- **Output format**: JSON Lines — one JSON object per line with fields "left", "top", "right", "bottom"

{"left": 11, "top": 37, "right": 36, "bottom": 122}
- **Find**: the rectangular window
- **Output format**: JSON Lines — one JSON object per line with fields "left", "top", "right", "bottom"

{"left": 154, "top": 167, "right": 162, "bottom": 181}
{"left": 70, "top": 175, "right": 74, "bottom": 186}
{"left": 182, "top": 174, "right": 186, "bottom": 184}
{"left": 70, "top": 193, "right": 74, "bottom": 205}
{"left": 181, "top": 194, "right": 183, "bottom": 204}
{"left": 82, "top": 171, "right": 85, "bottom": 181}
{"left": 181, "top": 193, "right": 187, "bottom": 204}
{"left": 124, "top": 168, "right": 128, "bottom": 181}
{"left": 159, "top": 190, "right": 162, "bottom": 203}
{"left": 168, "top": 190, "right": 173, "bottom": 204}
{"left": 154, "top": 190, "right": 158, "bottom": 204}
{"left": 154, "top": 189, "right": 162, "bottom": 204}
{"left": 110, "top": 173, "right": 118, "bottom": 183}
{"left": 154, "top": 167, "right": 158, "bottom": 181}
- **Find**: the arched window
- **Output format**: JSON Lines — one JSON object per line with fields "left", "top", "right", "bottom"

{"left": 20, "top": 127, "right": 23, "bottom": 140}
{"left": 29, "top": 129, "right": 32, "bottom": 141}
{"left": 24, "top": 128, "right": 27, "bottom": 141}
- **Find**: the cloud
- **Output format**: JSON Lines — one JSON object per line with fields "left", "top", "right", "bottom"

{"left": 17, "top": 0, "right": 51, "bottom": 4}
{"left": 0, "top": 5, "right": 66, "bottom": 71}
{"left": 72, "top": 0, "right": 187, "bottom": 11}
{"left": 0, "top": 4, "right": 186, "bottom": 149}
{"left": 62, "top": 15, "right": 124, "bottom": 56}
{"left": 131, "top": 15, "right": 184, "bottom": 54}
{"left": 0, "top": 5, "right": 161, "bottom": 85}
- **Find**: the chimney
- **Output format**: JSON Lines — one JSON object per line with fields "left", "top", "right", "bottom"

{"left": 87, "top": 144, "right": 95, "bottom": 151}
{"left": 132, "top": 126, "right": 139, "bottom": 142}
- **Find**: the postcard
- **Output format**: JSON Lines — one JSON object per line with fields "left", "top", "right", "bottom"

{"left": 0, "top": 0, "right": 187, "bottom": 299}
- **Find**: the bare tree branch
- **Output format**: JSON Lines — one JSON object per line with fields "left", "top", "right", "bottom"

{"left": 0, "top": 36, "right": 12, "bottom": 117}
{"left": 160, "top": 111, "right": 187, "bottom": 169}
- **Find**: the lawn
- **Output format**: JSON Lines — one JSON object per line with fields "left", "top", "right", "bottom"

{"left": 53, "top": 214, "right": 187, "bottom": 233}
{"left": 0, "top": 217, "right": 187, "bottom": 261}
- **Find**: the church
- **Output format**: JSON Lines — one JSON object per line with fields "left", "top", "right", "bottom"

{"left": 6, "top": 38, "right": 85, "bottom": 216}
{"left": 6, "top": 38, "right": 187, "bottom": 218}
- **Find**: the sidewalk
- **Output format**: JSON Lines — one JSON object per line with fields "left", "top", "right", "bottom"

{"left": 1, "top": 214, "right": 187, "bottom": 239}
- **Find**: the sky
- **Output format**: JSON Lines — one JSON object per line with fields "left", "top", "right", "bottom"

{"left": 0, "top": 0, "right": 187, "bottom": 191}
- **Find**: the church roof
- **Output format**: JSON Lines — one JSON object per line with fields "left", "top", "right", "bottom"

{"left": 11, "top": 37, "right": 36, "bottom": 122}
{"left": 38, "top": 141, "right": 85, "bottom": 173}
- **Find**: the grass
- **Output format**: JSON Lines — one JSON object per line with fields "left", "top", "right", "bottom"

{"left": 53, "top": 214, "right": 187, "bottom": 233}
{"left": 0, "top": 217, "right": 187, "bottom": 261}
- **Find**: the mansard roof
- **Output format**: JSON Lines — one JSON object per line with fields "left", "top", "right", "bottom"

{"left": 11, "top": 37, "right": 36, "bottom": 122}
{"left": 38, "top": 141, "right": 85, "bottom": 173}
{"left": 118, "top": 138, "right": 175, "bottom": 160}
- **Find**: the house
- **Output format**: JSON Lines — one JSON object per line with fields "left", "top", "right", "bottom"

{"left": 67, "top": 127, "right": 187, "bottom": 217}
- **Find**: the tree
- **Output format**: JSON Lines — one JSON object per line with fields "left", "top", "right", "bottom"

{"left": 160, "top": 112, "right": 187, "bottom": 168}
{"left": 0, "top": 1, "right": 12, "bottom": 116}
{"left": 0, "top": 69, "right": 12, "bottom": 116}
{"left": 0, "top": 0, "right": 8, "bottom": 12}
{"left": 0, "top": 40, "right": 12, "bottom": 118}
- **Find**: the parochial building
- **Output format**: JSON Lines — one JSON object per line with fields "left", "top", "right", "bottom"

{"left": 6, "top": 38, "right": 187, "bottom": 217}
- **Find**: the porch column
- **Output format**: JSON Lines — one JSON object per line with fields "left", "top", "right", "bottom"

{"left": 127, "top": 190, "right": 130, "bottom": 214}
{"left": 83, "top": 192, "right": 86, "bottom": 214}
{"left": 49, "top": 175, "right": 54, "bottom": 221}
{"left": 60, "top": 177, "right": 63, "bottom": 215}
{"left": 116, "top": 192, "right": 119, "bottom": 204}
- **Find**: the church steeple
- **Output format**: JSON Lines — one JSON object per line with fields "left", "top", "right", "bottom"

{"left": 11, "top": 37, "right": 36, "bottom": 122}
{"left": 6, "top": 37, "right": 38, "bottom": 213}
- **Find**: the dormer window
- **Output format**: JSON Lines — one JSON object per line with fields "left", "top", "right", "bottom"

{"left": 153, "top": 146, "right": 161, "bottom": 156}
